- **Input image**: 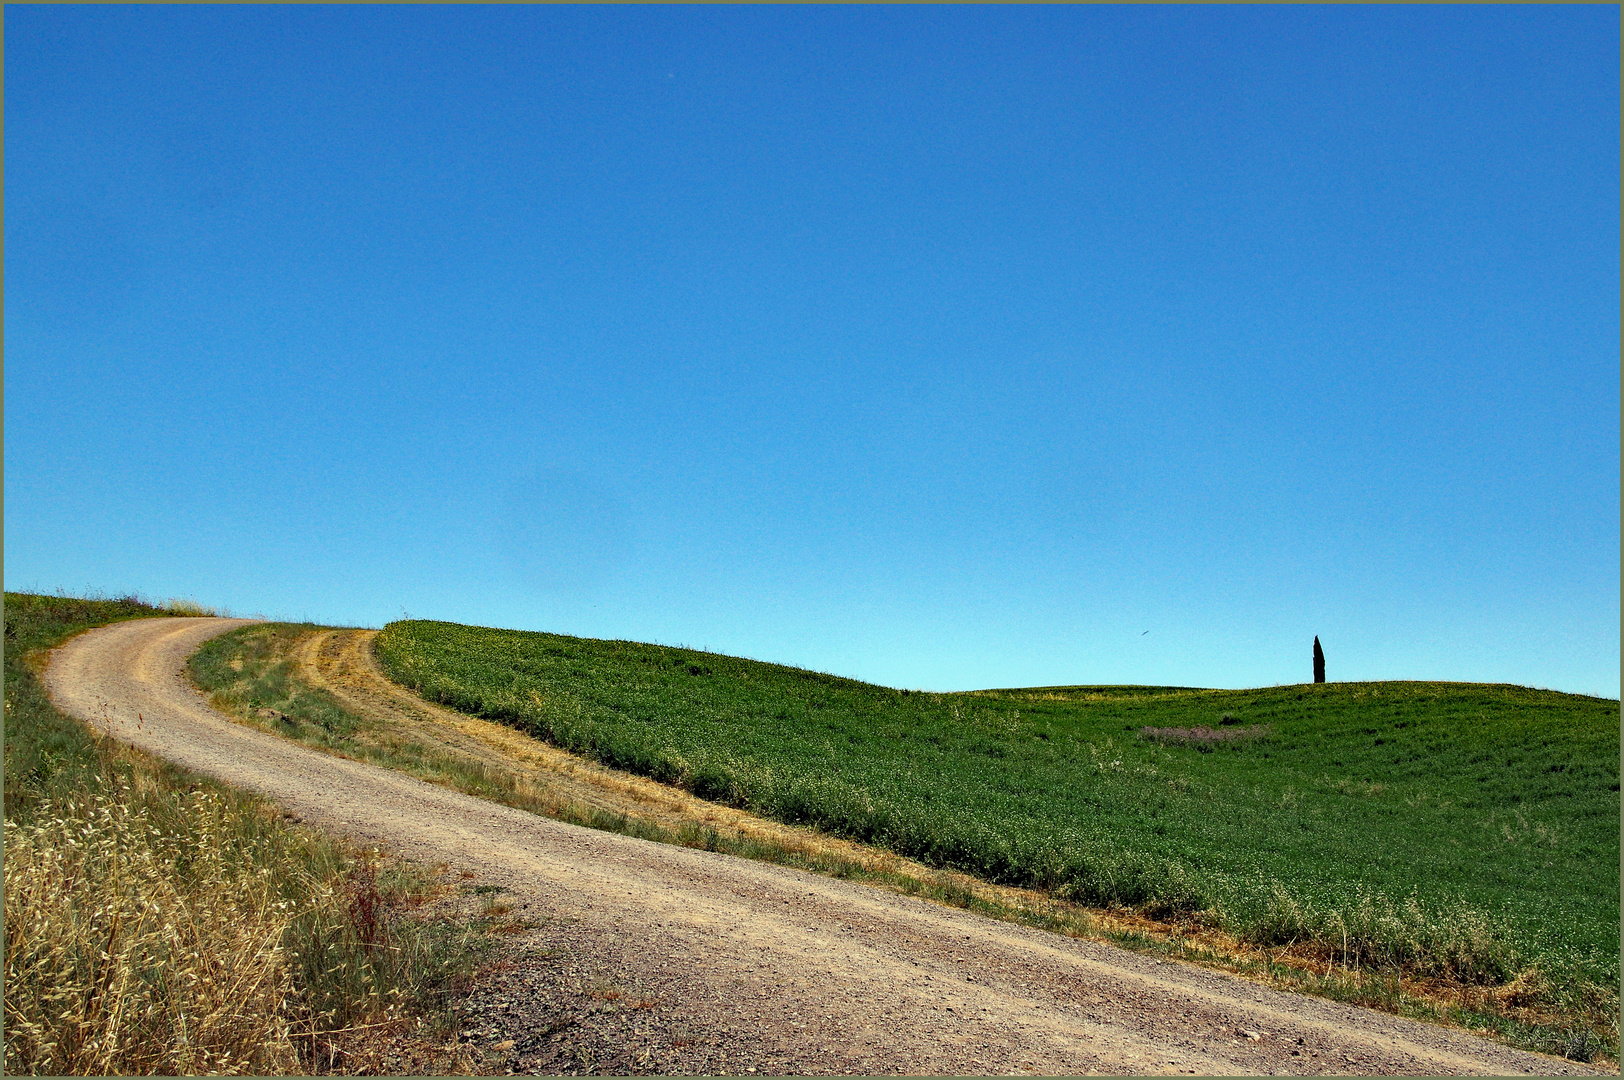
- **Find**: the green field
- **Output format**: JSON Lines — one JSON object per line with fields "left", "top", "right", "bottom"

{"left": 375, "top": 620, "right": 1619, "bottom": 991}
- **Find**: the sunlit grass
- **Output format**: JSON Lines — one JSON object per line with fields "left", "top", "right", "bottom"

{"left": 372, "top": 619, "right": 1619, "bottom": 1061}
{"left": 163, "top": 597, "right": 219, "bottom": 617}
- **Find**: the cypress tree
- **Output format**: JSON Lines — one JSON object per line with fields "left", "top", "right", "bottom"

{"left": 1313, "top": 636, "right": 1325, "bottom": 683}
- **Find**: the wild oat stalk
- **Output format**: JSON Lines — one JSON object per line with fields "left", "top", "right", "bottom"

{"left": 3, "top": 781, "right": 305, "bottom": 1076}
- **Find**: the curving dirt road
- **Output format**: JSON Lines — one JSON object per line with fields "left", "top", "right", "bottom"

{"left": 44, "top": 617, "right": 1605, "bottom": 1076}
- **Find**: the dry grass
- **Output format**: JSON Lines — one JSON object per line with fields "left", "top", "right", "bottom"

{"left": 2, "top": 772, "right": 488, "bottom": 1077}
{"left": 4, "top": 779, "right": 303, "bottom": 1075}
{"left": 162, "top": 598, "right": 219, "bottom": 617}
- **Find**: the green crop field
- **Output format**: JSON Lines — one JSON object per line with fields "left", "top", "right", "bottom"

{"left": 375, "top": 620, "right": 1619, "bottom": 996}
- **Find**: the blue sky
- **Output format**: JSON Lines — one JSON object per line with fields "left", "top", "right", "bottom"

{"left": 6, "top": 6, "right": 1619, "bottom": 698}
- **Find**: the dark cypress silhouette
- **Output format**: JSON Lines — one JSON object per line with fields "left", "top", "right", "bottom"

{"left": 1313, "top": 636, "right": 1326, "bottom": 684}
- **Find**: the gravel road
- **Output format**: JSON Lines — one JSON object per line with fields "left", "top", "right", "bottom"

{"left": 43, "top": 617, "right": 1606, "bottom": 1076}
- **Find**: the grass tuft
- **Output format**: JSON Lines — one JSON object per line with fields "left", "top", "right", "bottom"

{"left": 163, "top": 598, "right": 220, "bottom": 617}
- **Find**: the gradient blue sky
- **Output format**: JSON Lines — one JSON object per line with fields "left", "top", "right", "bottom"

{"left": 6, "top": 6, "right": 1619, "bottom": 697}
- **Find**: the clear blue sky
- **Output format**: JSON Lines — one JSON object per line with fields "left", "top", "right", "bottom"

{"left": 6, "top": 6, "right": 1619, "bottom": 698}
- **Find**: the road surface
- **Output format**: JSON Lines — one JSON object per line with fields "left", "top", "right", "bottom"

{"left": 42, "top": 617, "right": 1604, "bottom": 1076}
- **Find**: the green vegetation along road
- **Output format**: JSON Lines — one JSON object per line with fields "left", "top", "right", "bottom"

{"left": 376, "top": 620, "right": 1620, "bottom": 1023}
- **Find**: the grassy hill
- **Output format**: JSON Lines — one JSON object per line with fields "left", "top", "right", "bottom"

{"left": 375, "top": 620, "right": 1619, "bottom": 995}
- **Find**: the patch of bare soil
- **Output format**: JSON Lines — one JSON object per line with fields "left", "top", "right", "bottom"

{"left": 43, "top": 619, "right": 1610, "bottom": 1076}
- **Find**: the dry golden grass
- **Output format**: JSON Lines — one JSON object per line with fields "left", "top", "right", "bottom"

{"left": 162, "top": 598, "right": 219, "bottom": 617}
{"left": 3, "top": 779, "right": 303, "bottom": 1075}
{"left": 2, "top": 773, "right": 484, "bottom": 1076}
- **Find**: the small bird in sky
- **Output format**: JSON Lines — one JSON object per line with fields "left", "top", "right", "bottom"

{"left": 1141, "top": 630, "right": 1149, "bottom": 635}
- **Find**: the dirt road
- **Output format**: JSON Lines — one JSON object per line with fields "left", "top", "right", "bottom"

{"left": 44, "top": 617, "right": 1603, "bottom": 1076}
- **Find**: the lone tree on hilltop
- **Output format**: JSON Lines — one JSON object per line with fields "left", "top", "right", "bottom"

{"left": 1313, "top": 636, "right": 1326, "bottom": 684}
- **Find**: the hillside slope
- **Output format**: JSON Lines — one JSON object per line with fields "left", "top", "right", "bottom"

{"left": 375, "top": 619, "right": 1620, "bottom": 997}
